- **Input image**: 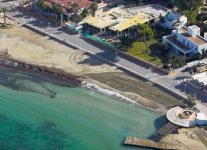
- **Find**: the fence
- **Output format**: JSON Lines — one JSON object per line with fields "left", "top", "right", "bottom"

{"left": 82, "top": 33, "right": 169, "bottom": 75}
{"left": 82, "top": 33, "right": 116, "bottom": 49}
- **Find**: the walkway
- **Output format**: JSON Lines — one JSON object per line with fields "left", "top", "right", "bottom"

{"left": 124, "top": 136, "right": 187, "bottom": 150}
{"left": 150, "top": 122, "right": 179, "bottom": 142}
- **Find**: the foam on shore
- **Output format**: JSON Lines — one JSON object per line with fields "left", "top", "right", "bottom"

{"left": 81, "top": 81, "right": 138, "bottom": 105}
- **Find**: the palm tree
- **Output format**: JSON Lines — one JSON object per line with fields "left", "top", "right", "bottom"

{"left": 137, "top": 24, "right": 153, "bottom": 54}
{"left": 52, "top": 4, "right": 63, "bottom": 15}
{"left": 70, "top": 3, "right": 79, "bottom": 14}
{"left": 201, "top": 49, "right": 207, "bottom": 59}
{"left": 90, "top": 2, "right": 98, "bottom": 16}
{"left": 81, "top": 8, "right": 88, "bottom": 18}
{"left": 2, "top": 8, "right": 7, "bottom": 26}
{"left": 37, "top": 0, "right": 47, "bottom": 10}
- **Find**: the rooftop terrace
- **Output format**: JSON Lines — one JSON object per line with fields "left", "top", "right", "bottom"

{"left": 166, "top": 35, "right": 191, "bottom": 52}
{"left": 182, "top": 33, "right": 207, "bottom": 45}
{"left": 82, "top": 6, "right": 153, "bottom": 32}
{"left": 109, "top": 13, "right": 151, "bottom": 32}
{"left": 83, "top": 8, "right": 126, "bottom": 29}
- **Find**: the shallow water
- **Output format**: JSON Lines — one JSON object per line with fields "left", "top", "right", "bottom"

{"left": 0, "top": 66, "right": 165, "bottom": 150}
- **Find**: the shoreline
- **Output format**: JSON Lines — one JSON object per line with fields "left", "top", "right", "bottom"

{"left": 0, "top": 53, "right": 167, "bottom": 113}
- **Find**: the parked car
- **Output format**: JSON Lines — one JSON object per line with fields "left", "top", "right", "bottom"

{"left": 197, "top": 62, "right": 206, "bottom": 67}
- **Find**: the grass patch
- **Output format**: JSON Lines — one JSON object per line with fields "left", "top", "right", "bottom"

{"left": 127, "top": 40, "right": 167, "bottom": 66}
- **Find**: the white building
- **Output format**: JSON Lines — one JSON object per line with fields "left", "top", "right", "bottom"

{"left": 191, "top": 72, "right": 207, "bottom": 87}
{"left": 196, "top": 113, "right": 207, "bottom": 126}
{"left": 167, "top": 106, "right": 207, "bottom": 128}
{"left": 161, "top": 11, "right": 187, "bottom": 29}
{"left": 162, "top": 25, "right": 207, "bottom": 57}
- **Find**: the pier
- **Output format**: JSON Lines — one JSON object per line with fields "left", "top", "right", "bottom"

{"left": 124, "top": 121, "right": 180, "bottom": 149}
{"left": 124, "top": 136, "right": 187, "bottom": 150}
{"left": 150, "top": 122, "right": 179, "bottom": 142}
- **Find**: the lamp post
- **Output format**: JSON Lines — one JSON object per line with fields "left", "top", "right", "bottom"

{"left": 184, "top": 83, "right": 186, "bottom": 94}
{"left": 168, "top": 63, "right": 172, "bottom": 73}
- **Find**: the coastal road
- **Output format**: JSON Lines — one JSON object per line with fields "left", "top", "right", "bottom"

{"left": 1, "top": 3, "right": 207, "bottom": 107}
{"left": 10, "top": 8, "right": 183, "bottom": 95}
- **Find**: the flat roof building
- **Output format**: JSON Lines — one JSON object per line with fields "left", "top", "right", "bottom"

{"left": 167, "top": 106, "right": 207, "bottom": 128}
{"left": 109, "top": 13, "right": 150, "bottom": 32}
{"left": 81, "top": 6, "right": 153, "bottom": 35}
{"left": 191, "top": 71, "right": 207, "bottom": 86}
{"left": 163, "top": 25, "right": 207, "bottom": 57}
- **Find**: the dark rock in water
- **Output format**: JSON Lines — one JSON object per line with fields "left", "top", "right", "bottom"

{"left": 0, "top": 58, "right": 81, "bottom": 88}
{"left": 0, "top": 65, "right": 57, "bottom": 98}
{"left": 0, "top": 119, "right": 71, "bottom": 150}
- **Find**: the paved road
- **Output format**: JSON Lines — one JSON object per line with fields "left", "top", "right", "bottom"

{"left": 1, "top": 2, "right": 207, "bottom": 108}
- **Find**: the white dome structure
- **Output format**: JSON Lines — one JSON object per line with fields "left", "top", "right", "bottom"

{"left": 167, "top": 106, "right": 207, "bottom": 127}
{"left": 167, "top": 106, "right": 197, "bottom": 127}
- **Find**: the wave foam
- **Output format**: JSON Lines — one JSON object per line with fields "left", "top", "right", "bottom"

{"left": 81, "top": 81, "right": 138, "bottom": 105}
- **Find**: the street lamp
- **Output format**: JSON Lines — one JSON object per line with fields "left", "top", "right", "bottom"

{"left": 184, "top": 83, "right": 186, "bottom": 94}
{"left": 168, "top": 63, "right": 172, "bottom": 72}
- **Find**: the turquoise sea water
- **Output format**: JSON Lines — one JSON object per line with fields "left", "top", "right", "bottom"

{"left": 0, "top": 66, "right": 165, "bottom": 150}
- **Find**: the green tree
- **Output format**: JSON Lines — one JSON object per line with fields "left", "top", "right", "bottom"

{"left": 201, "top": 49, "right": 207, "bottom": 58}
{"left": 183, "top": 10, "right": 197, "bottom": 25}
{"left": 119, "top": 35, "right": 131, "bottom": 47}
{"left": 138, "top": 24, "right": 154, "bottom": 40}
{"left": 186, "top": 95, "right": 197, "bottom": 107}
{"left": 1, "top": 8, "right": 7, "bottom": 26}
{"left": 52, "top": 4, "right": 63, "bottom": 15}
{"left": 161, "top": 43, "right": 170, "bottom": 56}
{"left": 90, "top": 2, "right": 98, "bottom": 16}
{"left": 168, "top": 56, "right": 186, "bottom": 69}
{"left": 80, "top": 8, "right": 88, "bottom": 18}
{"left": 70, "top": 2, "right": 79, "bottom": 13}
{"left": 192, "top": 52, "right": 202, "bottom": 60}
{"left": 136, "top": 24, "right": 154, "bottom": 53}
{"left": 172, "top": 0, "right": 203, "bottom": 11}
{"left": 37, "top": 0, "right": 47, "bottom": 10}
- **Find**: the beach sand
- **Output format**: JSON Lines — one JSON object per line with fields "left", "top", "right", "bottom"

{"left": 0, "top": 24, "right": 118, "bottom": 75}
{"left": 161, "top": 127, "right": 207, "bottom": 150}
{"left": 0, "top": 23, "right": 182, "bottom": 112}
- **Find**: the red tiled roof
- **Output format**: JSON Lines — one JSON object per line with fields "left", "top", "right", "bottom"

{"left": 44, "top": 0, "right": 68, "bottom": 12}
{"left": 182, "top": 33, "right": 207, "bottom": 45}
{"left": 45, "top": 0, "right": 94, "bottom": 10}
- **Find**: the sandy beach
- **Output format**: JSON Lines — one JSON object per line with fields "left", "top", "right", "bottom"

{"left": 0, "top": 23, "right": 182, "bottom": 112}
{"left": 0, "top": 24, "right": 118, "bottom": 75}
{"left": 161, "top": 127, "right": 207, "bottom": 150}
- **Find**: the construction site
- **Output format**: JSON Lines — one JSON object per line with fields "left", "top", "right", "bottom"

{"left": 79, "top": 5, "right": 168, "bottom": 45}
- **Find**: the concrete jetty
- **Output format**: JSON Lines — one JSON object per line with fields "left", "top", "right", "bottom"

{"left": 124, "top": 121, "right": 180, "bottom": 149}
{"left": 124, "top": 136, "right": 187, "bottom": 150}
{"left": 150, "top": 122, "right": 179, "bottom": 142}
